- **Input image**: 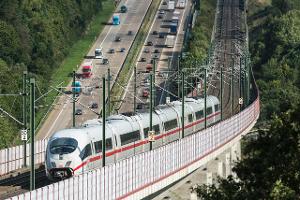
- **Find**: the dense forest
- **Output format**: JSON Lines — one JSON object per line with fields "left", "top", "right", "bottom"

{"left": 0, "top": 0, "right": 103, "bottom": 148}
{"left": 195, "top": 0, "right": 300, "bottom": 199}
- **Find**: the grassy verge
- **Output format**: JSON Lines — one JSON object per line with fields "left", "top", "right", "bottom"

{"left": 35, "top": 0, "right": 115, "bottom": 129}
{"left": 187, "top": 0, "right": 217, "bottom": 61}
{"left": 110, "top": 0, "right": 161, "bottom": 112}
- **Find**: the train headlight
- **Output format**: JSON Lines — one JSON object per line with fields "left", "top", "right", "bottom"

{"left": 65, "top": 161, "right": 72, "bottom": 167}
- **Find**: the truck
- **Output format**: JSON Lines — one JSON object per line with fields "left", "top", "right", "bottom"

{"left": 72, "top": 81, "right": 82, "bottom": 94}
{"left": 168, "top": 0, "right": 175, "bottom": 11}
{"left": 112, "top": 14, "right": 120, "bottom": 25}
{"left": 177, "top": 0, "right": 186, "bottom": 8}
{"left": 165, "top": 35, "right": 175, "bottom": 48}
{"left": 120, "top": 5, "right": 127, "bottom": 13}
{"left": 169, "top": 23, "right": 178, "bottom": 35}
{"left": 82, "top": 61, "right": 93, "bottom": 78}
{"left": 171, "top": 16, "right": 179, "bottom": 24}
{"left": 94, "top": 48, "right": 103, "bottom": 59}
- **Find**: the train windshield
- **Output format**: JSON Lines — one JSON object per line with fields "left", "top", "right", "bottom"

{"left": 50, "top": 138, "right": 78, "bottom": 155}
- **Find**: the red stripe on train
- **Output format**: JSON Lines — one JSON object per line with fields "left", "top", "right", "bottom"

{"left": 73, "top": 112, "right": 220, "bottom": 172}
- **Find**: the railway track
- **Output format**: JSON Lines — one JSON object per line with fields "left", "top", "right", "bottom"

{"left": 208, "top": 0, "right": 246, "bottom": 119}
{"left": 0, "top": 166, "right": 53, "bottom": 199}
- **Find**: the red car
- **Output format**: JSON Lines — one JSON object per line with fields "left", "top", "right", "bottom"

{"left": 146, "top": 64, "right": 153, "bottom": 72}
{"left": 142, "top": 89, "right": 150, "bottom": 98}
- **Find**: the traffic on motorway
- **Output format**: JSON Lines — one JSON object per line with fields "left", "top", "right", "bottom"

{"left": 119, "top": 0, "right": 190, "bottom": 113}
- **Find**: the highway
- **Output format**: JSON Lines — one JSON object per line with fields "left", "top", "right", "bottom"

{"left": 0, "top": 0, "right": 249, "bottom": 199}
{"left": 119, "top": 0, "right": 192, "bottom": 113}
{"left": 36, "top": 0, "right": 153, "bottom": 140}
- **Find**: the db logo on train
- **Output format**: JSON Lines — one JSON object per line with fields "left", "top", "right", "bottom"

{"left": 148, "top": 131, "right": 155, "bottom": 142}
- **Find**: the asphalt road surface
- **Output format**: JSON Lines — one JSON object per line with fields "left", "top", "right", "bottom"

{"left": 118, "top": 0, "right": 192, "bottom": 113}
{"left": 36, "top": 0, "right": 152, "bottom": 140}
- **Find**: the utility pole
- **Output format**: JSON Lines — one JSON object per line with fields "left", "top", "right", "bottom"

{"left": 177, "top": 56, "right": 181, "bottom": 98}
{"left": 220, "top": 66, "right": 223, "bottom": 120}
{"left": 30, "top": 78, "right": 35, "bottom": 191}
{"left": 181, "top": 71, "right": 185, "bottom": 139}
{"left": 134, "top": 66, "right": 137, "bottom": 113}
{"left": 149, "top": 73, "right": 153, "bottom": 151}
{"left": 102, "top": 77, "right": 106, "bottom": 167}
{"left": 22, "top": 71, "right": 27, "bottom": 167}
{"left": 107, "top": 68, "right": 110, "bottom": 116}
{"left": 231, "top": 59, "right": 234, "bottom": 115}
{"left": 72, "top": 71, "right": 76, "bottom": 127}
{"left": 204, "top": 68, "right": 207, "bottom": 129}
{"left": 152, "top": 58, "right": 156, "bottom": 106}
{"left": 239, "top": 57, "right": 243, "bottom": 111}
{"left": 246, "top": 55, "right": 250, "bottom": 106}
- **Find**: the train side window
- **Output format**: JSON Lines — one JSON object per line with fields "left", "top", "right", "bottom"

{"left": 214, "top": 104, "right": 219, "bottom": 111}
{"left": 80, "top": 144, "right": 92, "bottom": 160}
{"left": 144, "top": 124, "right": 160, "bottom": 138}
{"left": 106, "top": 138, "right": 113, "bottom": 150}
{"left": 164, "top": 119, "right": 178, "bottom": 131}
{"left": 94, "top": 141, "right": 102, "bottom": 153}
{"left": 144, "top": 127, "right": 149, "bottom": 138}
{"left": 195, "top": 110, "right": 203, "bottom": 119}
{"left": 207, "top": 107, "right": 213, "bottom": 115}
{"left": 94, "top": 138, "right": 113, "bottom": 153}
{"left": 188, "top": 114, "right": 193, "bottom": 122}
{"left": 120, "top": 130, "right": 140, "bottom": 146}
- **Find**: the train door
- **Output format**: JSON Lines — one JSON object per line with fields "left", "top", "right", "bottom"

{"left": 89, "top": 141, "right": 96, "bottom": 169}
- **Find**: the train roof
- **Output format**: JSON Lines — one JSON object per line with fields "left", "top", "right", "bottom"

{"left": 50, "top": 128, "right": 90, "bottom": 148}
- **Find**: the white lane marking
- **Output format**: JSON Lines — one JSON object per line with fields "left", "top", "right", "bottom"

{"left": 120, "top": 0, "right": 165, "bottom": 105}
{"left": 44, "top": 98, "right": 69, "bottom": 139}
{"left": 170, "top": 2, "right": 188, "bottom": 64}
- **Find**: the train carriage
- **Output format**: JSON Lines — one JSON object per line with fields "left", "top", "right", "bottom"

{"left": 45, "top": 96, "right": 221, "bottom": 180}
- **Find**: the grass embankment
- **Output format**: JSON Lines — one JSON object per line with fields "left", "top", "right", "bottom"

{"left": 187, "top": 0, "right": 217, "bottom": 61}
{"left": 110, "top": 0, "right": 161, "bottom": 112}
{"left": 35, "top": 0, "right": 115, "bottom": 128}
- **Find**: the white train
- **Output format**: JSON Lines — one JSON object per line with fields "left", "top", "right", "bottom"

{"left": 45, "top": 96, "right": 221, "bottom": 180}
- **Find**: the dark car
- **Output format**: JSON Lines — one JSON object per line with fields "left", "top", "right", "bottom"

{"left": 158, "top": 15, "right": 163, "bottom": 19}
{"left": 162, "top": 1, "right": 167, "bottom": 5}
{"left": 136, "top": 104, "right": 143, "bottom": 109}
{"left": 115, "top": 36, "right": 121, "bottom": 42}
{"left": 102, "top": 58, "right": 109, "bottom": 64}
{"left": 90, "top": 102, "right": 98, "bottom": 109}
{"left": 140, "top": 57, "right": 146, "bottom": 62}
{"left": 159, "top": 10, "right": 165, "bottom": 14}
{"left": 75, "top": 108, "right": 83, "bottom": 115}
{"left": 146, "top": 41, "right": 153, "bottom": 46}
{"left": 154, "top": 49, "right": 160, "bottom": 53}
{"left": 152, "top": 30, "right": 158, "bottom": 35}
{"left": 109, "top": 48, "right": 115, "bottom": 54}
{"left": 128, "top": 30, "right": 133, "bottom": 35}
{"left": 159, "top": 33, "right": 164, "bottom": 38}
{"left": 120, "top": 47, "right": 126, "bottom": 52}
